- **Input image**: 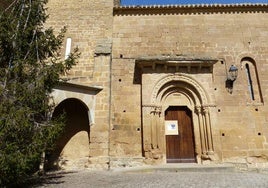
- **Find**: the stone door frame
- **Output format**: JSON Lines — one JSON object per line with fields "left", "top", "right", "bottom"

{"left": 142, "top": 73, "right": 217, "bottom": 163}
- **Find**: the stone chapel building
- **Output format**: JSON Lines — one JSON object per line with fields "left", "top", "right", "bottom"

{"left": 31, "top": 1, "right": 268, "bottom": 169}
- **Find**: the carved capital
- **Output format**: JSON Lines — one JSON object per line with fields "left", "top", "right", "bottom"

{"left": 143, "top": 104, "right": 162, "bottom": 115}
{"left": 202, "top": 107, "right": 209, "bottom": 115}
{"left": 195, "top": 105, "right": 202, "bottom": 114}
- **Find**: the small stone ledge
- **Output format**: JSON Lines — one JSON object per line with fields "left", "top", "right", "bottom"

{"left": 87, "top": 156, "right": 110, "bottom": 170}
{"left": 109, "top": 157, "right": 145, "bottom": 169}
{"left": 223, "top": 155, "right": 268, "bottom": 172}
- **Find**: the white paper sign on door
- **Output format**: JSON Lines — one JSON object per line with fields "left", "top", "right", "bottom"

{"left": 165, "top": 120, "right": 179, "bottom": 135}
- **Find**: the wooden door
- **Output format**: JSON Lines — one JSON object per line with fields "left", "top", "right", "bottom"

{"left": 165, "top": 106, "right": 196, "bottom": 163}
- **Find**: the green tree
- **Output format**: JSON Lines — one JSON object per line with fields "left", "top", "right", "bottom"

{"left": 0, "top": 0, "right": 79, "bottom": 186}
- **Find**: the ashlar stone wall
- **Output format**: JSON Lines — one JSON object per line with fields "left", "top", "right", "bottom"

{"left": 112, "top": 5, "right": 268, "bottom": 165}
{"left": 46, "top": 0, "right": 114, "bottom": 169}
{"left": 3, "top": 0, "right": 268, "bottom": 168}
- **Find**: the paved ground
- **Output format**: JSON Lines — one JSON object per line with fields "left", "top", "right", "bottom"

{"left": 34, "top": 167, "right": 268, "bottom": 188}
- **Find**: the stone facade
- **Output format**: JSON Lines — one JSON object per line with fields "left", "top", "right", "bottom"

{"left": 5, "top": 1, "right": 266, "bottom": 169}
{"left": 46, "top": 0, "right": 114, "bottom": 169}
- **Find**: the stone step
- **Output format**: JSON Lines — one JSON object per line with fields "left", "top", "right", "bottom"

{"left": 112, "top": 163, "right": 236, "bottom": 173}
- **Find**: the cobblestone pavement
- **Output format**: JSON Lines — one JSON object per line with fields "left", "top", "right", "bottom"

{"left": 34, "top": 169, "right": 268, "bottom": 188}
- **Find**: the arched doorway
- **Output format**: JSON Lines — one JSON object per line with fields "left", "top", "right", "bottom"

{"left": 47, "top": 98, "right": 90, "bottom": 170}
{"left": 165, "top": 106, "right": 196, "bottom": 163}
{"left": 142, "top": 74, "right": 216, "bottom": 163}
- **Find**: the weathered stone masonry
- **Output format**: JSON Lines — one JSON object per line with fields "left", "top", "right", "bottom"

{"left": 43, "top": 1, "right": 268, "bottom": 169}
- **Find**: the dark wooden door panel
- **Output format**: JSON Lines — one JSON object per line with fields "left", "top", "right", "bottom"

{"left": 165, "top": 106, "right": 196, "bottom": 163}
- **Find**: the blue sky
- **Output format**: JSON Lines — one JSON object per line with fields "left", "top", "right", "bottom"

{"left": 121, "top": 0, "right": 268, "bottom": 5}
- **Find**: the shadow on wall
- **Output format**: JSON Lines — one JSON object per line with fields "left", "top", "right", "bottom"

{"left": 46, "top": 98, "right": 90, "bottom": 170}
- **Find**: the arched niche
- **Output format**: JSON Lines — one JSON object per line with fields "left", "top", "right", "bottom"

{"left": 51, "top": 82, "right": 103, "bottom": 126}
{"left": 47, "top": 98, "right": 90, "bottom": 170}
{"left": 240, "top": 57, "right": 263, "bottom": 104}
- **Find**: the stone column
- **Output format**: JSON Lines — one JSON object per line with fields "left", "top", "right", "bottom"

{"left": 150, "top": 111, "right": 157, "bottom": 149}
{"left": 195, "top": 106, "right": 207, "bottom": 155}
{"left": 142, "top": 105, "right": 163, "bottom": 161}
{"left": 150, "top": 106, "right": 161, "bottom": 149}
{"left": 203, "top": 106, "right": 214, "bottom": 154}
{"left": 142, "top": 106, "right": 152, "bottom": 155}
{"left": 155, "top": 107, "right": 161, "bottom": 149}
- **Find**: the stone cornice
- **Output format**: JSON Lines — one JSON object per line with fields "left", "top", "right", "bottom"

{"left": 135, "top": 55, "right": 218, "bottom": 73}
{"left": 54, "top": 82, "right": 103, "bottom": 95}
{"left": 136, "top": 55, "right": 218, "bottom": 63}
{"left": 114, "top": 3, "right": 268, "bottom": 15}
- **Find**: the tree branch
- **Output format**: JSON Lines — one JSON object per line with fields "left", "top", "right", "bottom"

{"left": 23, "top": 0, "right": 32, "bottom": 31}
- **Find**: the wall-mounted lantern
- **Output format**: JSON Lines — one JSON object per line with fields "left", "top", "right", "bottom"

{"left": 226, "top": 65, "right": 238, "bottom": 94}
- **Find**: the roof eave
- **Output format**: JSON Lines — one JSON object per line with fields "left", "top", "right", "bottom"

{"left": 114, "top": 3, "right": 268, "bottom": 15}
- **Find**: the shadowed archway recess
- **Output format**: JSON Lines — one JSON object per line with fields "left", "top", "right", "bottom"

{"left": 47, "top": 98, "right": 90, "bottom": 170}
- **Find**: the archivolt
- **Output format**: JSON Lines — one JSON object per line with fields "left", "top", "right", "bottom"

{"left": 151, "top": 73, "right": 210, "bottom": 106}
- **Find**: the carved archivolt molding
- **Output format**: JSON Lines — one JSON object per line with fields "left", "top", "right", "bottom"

{"left": 144, "top": 73, "right": 216, "bottom": 160}
{"left": 158, "top": 83, "right": 198, "bottom": 106}
{"left": 151, "top": 73, "right": 210, "bottom": 106}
